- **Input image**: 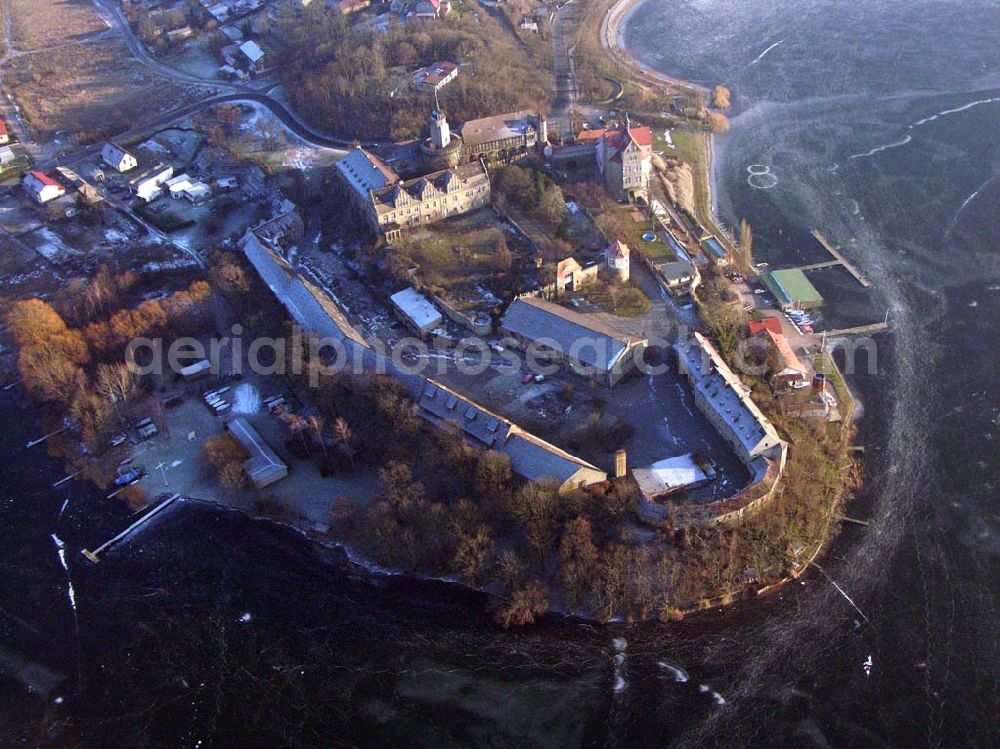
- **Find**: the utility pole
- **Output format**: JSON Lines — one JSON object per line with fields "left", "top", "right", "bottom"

{"left": 154, "top": 461, "right": 169, "bottom": 487}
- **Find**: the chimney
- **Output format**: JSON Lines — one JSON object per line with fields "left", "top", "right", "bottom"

{"left": 614, "top": 449, "right": 627, "bottom": 479}
{"left": 812, "top": 372, "right": 827, "bottom": 393}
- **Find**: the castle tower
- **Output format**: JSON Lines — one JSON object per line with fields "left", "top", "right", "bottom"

{"left": 605, "top": 239, "right": 631, "bottom": 282}
{"left": 430, "top": 108, "right": 451, "bottom": 149}
{"left": 419, "top": 105, "right": 463, "bottom": 171}
{"left": 537, "top": 113, "right": 549, "bottom": 151}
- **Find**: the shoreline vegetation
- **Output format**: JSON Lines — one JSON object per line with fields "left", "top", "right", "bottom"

{"left": 1, "top": 0, "right": 861, "bottom": 627}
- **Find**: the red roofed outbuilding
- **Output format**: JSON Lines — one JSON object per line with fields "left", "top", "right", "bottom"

{"left": 748, "top": 317, "right": 783, "bottom": 337}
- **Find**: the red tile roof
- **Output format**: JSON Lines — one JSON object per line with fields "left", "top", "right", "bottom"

{"left": 29, "top": 171, "right": 60, "bottom": 188}
{"left": 0, "top": 120, "right": 8, "bottom": 137}
{"left": 626, "top": 126, "right": 652, "bottom": 147}
{"left": 748, "top": 317, "right": 783, "bottom": 336}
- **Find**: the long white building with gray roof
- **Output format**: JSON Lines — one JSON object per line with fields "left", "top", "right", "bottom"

{"left": 674, "top": 332, "right": 786, "bottom": 469}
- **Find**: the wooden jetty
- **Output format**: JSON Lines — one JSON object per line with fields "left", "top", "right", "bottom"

{"left": 787, "top": 230, "right": 871, "bottom": 288}
{"left": 82, "top": 493, "right": 180, "bottom": 564}
{"left": 822, "top": 322, "right": 890, "bottom": 337}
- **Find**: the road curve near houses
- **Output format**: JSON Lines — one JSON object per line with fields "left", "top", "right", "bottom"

{"left": 89, "top": 0, "right": 361, "bottom": 151}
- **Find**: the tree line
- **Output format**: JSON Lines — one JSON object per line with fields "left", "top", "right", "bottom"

{"left": 3, "top": 264, "right": 218, "bottom": 492}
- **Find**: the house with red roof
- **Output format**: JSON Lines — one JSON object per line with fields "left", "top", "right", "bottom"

{"left": 596, "top": 119, "right": 652, "bottom": 203}
{"left": 22, "top": 171, "right": 66, "bottom": 204}
{"left": 392, "top": 0, "right": 450, "bottom": 18}
{"left": 411, "top": 60, "right": 459, "bottom": 92}
{"left": 0, "top": 119, "right": 9, "bottom": 146}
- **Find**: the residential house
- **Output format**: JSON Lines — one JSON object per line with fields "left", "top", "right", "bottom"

{"left": 101, "top": 142, "right": 139, "bottom": 173}
{"left": 500, "top": 295, "right": 647, "bottom": 387}
{"left": 411, "top": 60, "right": 459, "bottom": 92}
{"left": 654, "top": 259, "right": 698, "bottom": 296}
{"left": 22, "top": 171, "right": 66, "bottom": 204}
{"left": 413, "top": 0, "right": 450, "bottom": 18}
{"left": 237, "top": 40, "right": 265, "bottom": 72}
{"left": 594, "top": 120, "right": 652, "bottom": 203}
{"left": 55, "top": 167, "right": 104, "bottom": 206}
{"left": 758, "top": 329, "right": 808, "bottom": 390}
{"left": 165, "top": 173, "right": 212, "bottom": 204}
{"left": 0, "top": 119, "right": 9, "bottom": 145}
{"left": 653, "top": 230, "right": 699, "bottom": 296}
{"left": 548, "top": 256, "right": 599, "bottom": 294}
{"left": 337, "top": 0, "right": 371, "bottom": 13}
{"left": 0, "top": 144, "right": 31, "bottom": 181}
{"left": 130, "top": 164, "right": 174, "bottom": 202}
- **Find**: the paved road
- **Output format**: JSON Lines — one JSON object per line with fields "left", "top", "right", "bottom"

{"left": 86, "top": 0, "right": 361, "bottom": 152}
{"left": 551, "top": 2, "right": 581, "bottom": 135}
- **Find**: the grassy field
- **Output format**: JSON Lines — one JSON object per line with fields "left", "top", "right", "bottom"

{"left": 401, "top": 209, "right": 527, "bottom": 306}
{"left": 10, "top": 0, "right": 107, "bottom": 50}
{"left": 667, "top": 126, "right": 715, "bottom": 226}
{"left": 6, "top": 40, "right": 194, "bottom": 141}
{"left": 572, "top": 281, "right": 652, "bottom": 317}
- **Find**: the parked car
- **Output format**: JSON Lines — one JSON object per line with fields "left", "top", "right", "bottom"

{"left": 522, "top": 373, "right": 534, "bottom": 384}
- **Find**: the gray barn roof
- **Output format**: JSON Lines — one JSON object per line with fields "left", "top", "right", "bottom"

{"left": 501, "top": 296, "right": 638, "bottom": 372}
{"left": 501, "top": 433, "right": 592, "bottom": 485}
{"left": 226, "top": 417, "right": 287, "bottom": 486}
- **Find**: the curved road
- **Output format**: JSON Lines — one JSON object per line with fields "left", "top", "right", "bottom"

{"left": 601, "top": 0, "right": 710, "bottom": 96}
{"left": 89, "top": 0, "right": 361, "bottom": 150}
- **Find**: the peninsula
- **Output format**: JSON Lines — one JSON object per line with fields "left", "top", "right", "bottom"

{"left": 0, "top": 0, "right": 862, "bottom": 625}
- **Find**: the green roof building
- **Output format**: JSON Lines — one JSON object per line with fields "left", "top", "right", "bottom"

{"left": 762, "top": 269, "right": 824, "bottom": 310}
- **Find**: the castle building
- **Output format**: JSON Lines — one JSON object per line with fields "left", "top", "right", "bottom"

{"left": 598, "top": 121, "right": 652, "bottom": 203}
{"left": 459, "top": 110, "right": 548, "bottom": 165}
{"left": 336, "top": 145, "right": 490, "bottom": 241}
{"left": 575, "top": 118, "right": 653, "bottom": 203}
